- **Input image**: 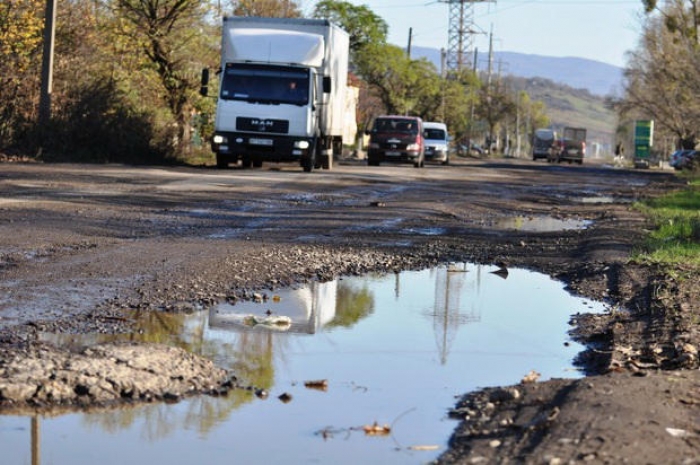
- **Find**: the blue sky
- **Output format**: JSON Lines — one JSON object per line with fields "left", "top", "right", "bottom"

{"left": 303, "top": 0, "right": 644, "bottom": 68}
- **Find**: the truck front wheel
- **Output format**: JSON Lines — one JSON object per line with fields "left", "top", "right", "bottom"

{"left": 216, "top": 154, "right": 228, "bottom": 169}
{"left": 302, "top": 140, "right": 318, "bottom": 172}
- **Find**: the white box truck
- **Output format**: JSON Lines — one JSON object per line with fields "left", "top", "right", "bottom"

{"left": 203, "top": 16, "right": 350, "bottom": 172}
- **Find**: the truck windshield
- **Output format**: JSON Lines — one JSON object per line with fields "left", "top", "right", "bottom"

{"left": 220, "top": 64, "right": 309, "bottom": 106}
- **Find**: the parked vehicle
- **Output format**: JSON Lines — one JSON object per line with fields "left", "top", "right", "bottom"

{"left": 669, "top": 149, "right": 697, "bottom": 170}
{"left": 203, "top": 17, "right": 350, "bottom": 172}
{"left": 365, "top": 116, "right": 425, "bottom": 168}
{"left": 532, "top": 128, "right": 557, "bottom": 161}
{"left": 423, "top": 122, "right": 450, "bottom": 165}
{"left": 549, "top": 127, "right": 586, "bottom": 164}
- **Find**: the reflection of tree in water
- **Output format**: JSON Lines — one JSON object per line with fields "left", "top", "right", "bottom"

{"left": 81, "top": 310, "right": 266, "bottom": 439}
{"left": 323, "top": 282, "right": 374, "bottom": 329}
{"left": 79, "top": 281, "right": 374, "bottom": 440}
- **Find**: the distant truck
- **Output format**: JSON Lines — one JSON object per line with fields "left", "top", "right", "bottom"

{"left": 532, "top": 128, "right": 557, "bottom": 161}
{"left": 202, "top": 17, "right": 350, "bottom": 172}
{"left": 548, "top": 127, "right": 586, "bottom": 164}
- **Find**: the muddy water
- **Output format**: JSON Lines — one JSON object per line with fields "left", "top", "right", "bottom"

{"left": 1, "top": 264, "right": 607, "bottom": 464}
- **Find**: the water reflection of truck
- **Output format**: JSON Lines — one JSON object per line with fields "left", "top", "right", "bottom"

{"left": 549, "top": 127, "right": 586, "bottom": 164}
{"left": 203, "top": 17, "right": 350, "bottom": 172}
{"left": 209, "top": 280, "right": 337, "bottom": 335}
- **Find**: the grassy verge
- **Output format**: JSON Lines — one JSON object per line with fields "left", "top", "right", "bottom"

{"left": 634, "top": 177, "right": 700, "bottom": 269}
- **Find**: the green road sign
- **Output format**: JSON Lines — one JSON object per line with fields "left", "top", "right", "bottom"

{"left": 634, "top": 120, "right": 654, "bottom": 159}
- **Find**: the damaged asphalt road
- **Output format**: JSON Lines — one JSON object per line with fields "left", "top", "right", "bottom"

{"left": 0, "top": 157, "right": 696, "bottom": 462}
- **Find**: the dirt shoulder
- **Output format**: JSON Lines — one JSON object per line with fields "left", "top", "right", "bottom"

{"left": 0, "top": 158, "right": 697, "bottom": 462}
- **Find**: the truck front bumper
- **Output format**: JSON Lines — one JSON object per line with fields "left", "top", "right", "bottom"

{"left": 212, "top": 132, "right": 314, "bottom": 161}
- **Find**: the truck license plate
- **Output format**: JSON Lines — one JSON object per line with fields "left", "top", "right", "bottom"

{"left": 385, "top": 151, "right": 400, "bottom": 156}
{"left": 250, "top": 138, "right": 273, "bottom": 146}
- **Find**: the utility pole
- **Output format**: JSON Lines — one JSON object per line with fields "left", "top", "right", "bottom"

{"left": 39, "top": 0, "right": 57, "bottom": 129}
{"left": 486, "top": 26, "right": 493, "bottom": 152}
{"left": 441, "top": 48, "right": 447, "bottom": 122}
{"left": 468, "top": 48, "right": 478, "bottom": 149}
{"left": 407, "top": 27, "right": 413, "bottom": 58}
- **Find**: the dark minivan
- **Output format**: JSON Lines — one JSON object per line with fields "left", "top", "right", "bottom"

{"left": 366, "top": 115, "right": 425, "bottom": 168}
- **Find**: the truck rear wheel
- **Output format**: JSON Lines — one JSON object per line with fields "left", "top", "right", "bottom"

{"left": 322, "top": 152, "right": 333, "bottom": 170}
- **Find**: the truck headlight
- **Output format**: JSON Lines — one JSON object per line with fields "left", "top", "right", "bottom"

{"left": 294, "top": 140, "right": 310, "bottom": 149}
{"left": 213, "top": 135, "right": 227, "bottom": 144}
{"left": 406, "top": 143, "right": 420, "bottom": 151}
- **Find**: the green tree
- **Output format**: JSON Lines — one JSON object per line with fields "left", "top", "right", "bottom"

{"left": 312, "top": 0, "right": 388, "bottom": 54}
{"left": 439, "top": 69, "right": 481, "bottom": 145}
{"left": 476, "top": 82, "right": 517, "bottom": 153}
{"left": 354, "top": 41, "right": 445, "bottom": 118}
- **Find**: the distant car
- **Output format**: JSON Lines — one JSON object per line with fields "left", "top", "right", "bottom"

{"left": 423, "top": 122, "right": 450, "bottom": 165}
{"left": 457, "top": 142, "right": 484, "bottom": 156}
{"left": 366, "top": 115, "right": 425, "bottom": 168}
{"left": 669, "top": 149, "right": 696, "bottom": 170}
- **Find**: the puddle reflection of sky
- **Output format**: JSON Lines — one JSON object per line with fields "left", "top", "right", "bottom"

{"left": 7, "top": 264, "right": 608, "bottom": 465}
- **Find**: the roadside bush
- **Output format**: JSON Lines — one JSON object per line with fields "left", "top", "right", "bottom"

{"left": 39, "top": 81, "right": 165, "bottom": 164}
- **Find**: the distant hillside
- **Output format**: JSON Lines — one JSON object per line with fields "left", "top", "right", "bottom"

{"left": 412, "top": 47, "right": 624, "bottom": 97}
{"left": 507, "top": 76, "right": 616, "bottom": 150}
{"left": 411, "top": 46, "right": 620, "bottom": 153}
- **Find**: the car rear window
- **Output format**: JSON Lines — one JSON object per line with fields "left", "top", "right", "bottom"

{"left": 373, "top": 118, "right": 420, "bottom": 134}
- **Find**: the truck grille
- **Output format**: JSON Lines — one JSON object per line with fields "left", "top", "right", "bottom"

{"left": 237, "top": 117, "right": 289, "bottom": 134}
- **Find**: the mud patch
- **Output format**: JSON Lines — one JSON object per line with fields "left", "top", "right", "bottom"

{"left": 0, "top": 342, "right": 236, "bottom": 414}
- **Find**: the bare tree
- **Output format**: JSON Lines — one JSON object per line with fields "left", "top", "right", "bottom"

{"left": 619, "top": 4, "right": 700, "bottom": 147}
{"left": 229, "top": 0, "right": 301, "bottom": 17}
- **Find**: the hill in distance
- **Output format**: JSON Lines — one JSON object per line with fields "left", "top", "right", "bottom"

{"left": 411, "top": 46, "right": 624, "bottom": 97}
{"left": 412, "top": 46, "right": 622, "bottom": 151}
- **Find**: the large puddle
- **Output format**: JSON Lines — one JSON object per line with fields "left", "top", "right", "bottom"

{"left": 2, "top": 264, "right": 607, "bottom": 464}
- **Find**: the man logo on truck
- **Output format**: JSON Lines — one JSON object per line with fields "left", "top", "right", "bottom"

{"left": 251, "top": 119, "right": 274, "bottom": 130}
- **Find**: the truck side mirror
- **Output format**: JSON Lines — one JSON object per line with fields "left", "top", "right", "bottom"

{"left": 323, "top": 76, "right": 332, "bottom": 93}
{"left": 200, "top": 68, "right": 209, "bottom": 97}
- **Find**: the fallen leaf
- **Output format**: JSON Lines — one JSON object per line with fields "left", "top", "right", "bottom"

{"left": 363, "top": 422, "right": 391, "bottom": 436}
{"left": 304, "top": 379, "right": 328, "bottom": 391}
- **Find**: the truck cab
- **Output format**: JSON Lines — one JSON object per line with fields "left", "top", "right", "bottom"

{"left": 207, "top": 17, "right": 349, "bottom": 173}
